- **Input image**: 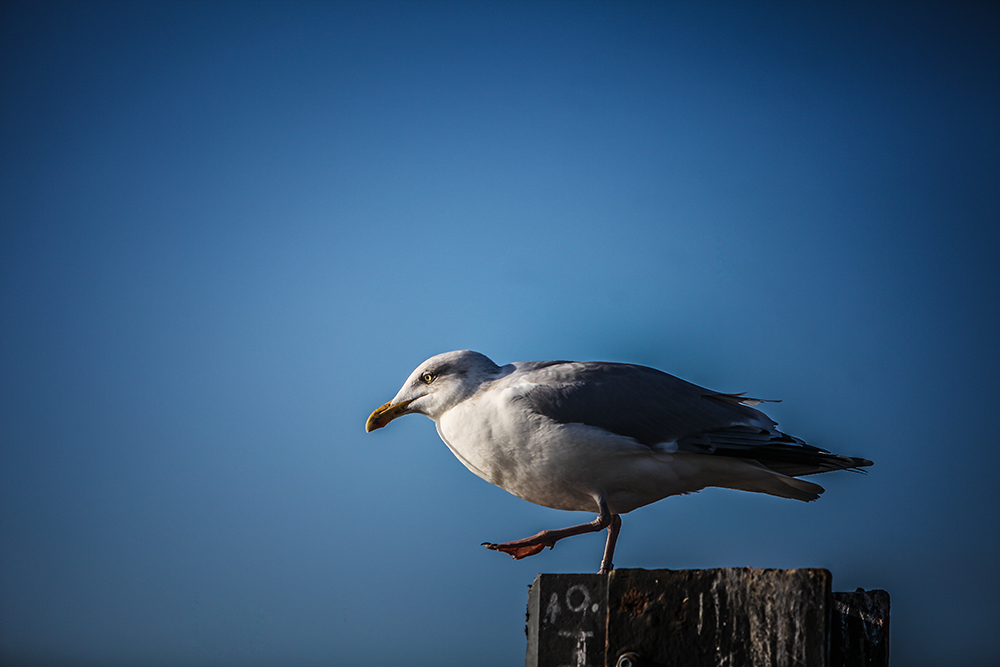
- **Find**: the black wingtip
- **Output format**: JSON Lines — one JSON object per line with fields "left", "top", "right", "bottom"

{"left": 846, "top": 457, "right": 874, "bottom": 474}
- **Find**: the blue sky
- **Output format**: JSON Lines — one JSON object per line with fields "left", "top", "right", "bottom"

{"left": 2, "top": 1, "right": 998, "bottom": 665}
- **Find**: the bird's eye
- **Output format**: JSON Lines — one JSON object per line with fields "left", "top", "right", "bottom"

{"left": 421, "top": 373, "right": 435, "bottom": 384}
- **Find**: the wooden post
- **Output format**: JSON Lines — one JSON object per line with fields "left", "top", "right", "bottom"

{"left": 831, "top": 588, "right": 891, "bottom": 667}
{"left": 526, "top": 573, "right": 606, "bottom": 667}
{"left": 525, "top": 568, "right": 889, "bottom": 667}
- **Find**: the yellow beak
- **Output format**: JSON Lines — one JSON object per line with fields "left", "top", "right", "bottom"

{"left": 365, "top": 398, "right": 416, "bottom": 432}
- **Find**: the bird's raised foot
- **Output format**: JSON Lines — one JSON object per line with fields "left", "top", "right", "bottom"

{"left": 482, "top": 540, "right": 551, "bottom": 560}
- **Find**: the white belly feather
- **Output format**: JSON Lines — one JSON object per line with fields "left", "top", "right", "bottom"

{"left": 434, "top": 385, "right": 710, "bottom": 514}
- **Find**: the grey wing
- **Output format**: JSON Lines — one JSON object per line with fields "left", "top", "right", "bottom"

{"left": 514, "top": 361, "right": 773, "bottom": 447}
{"left": 515, "top": 361, "right": 872, "bottom": 476}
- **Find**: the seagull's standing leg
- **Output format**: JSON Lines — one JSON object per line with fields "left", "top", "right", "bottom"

{"left": 483, "top": 498, "right": 618, "bottom": 572}
{"left": 599, "top": 514, "right": 622, "bottom": 575}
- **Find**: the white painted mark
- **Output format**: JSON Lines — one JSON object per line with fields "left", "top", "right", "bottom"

{"left": 565, "top": 584, "right": 591, "bottom": 614}
{"left": 545, "top": 592, "right": 561, "bottom": 624}
{"left": 557, "top": 629, "right": 594, "bottom": 667}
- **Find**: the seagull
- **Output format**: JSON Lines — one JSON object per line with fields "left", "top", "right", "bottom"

{"left": 366, "top": 350, "right": 872, "bottom": 574}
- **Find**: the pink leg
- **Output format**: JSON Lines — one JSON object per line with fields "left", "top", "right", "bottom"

{"left": 483, "top": 499, "right": 621, "bottom": 573}
{"left": 599, "top": 514, "right": 622, "bottom": 574}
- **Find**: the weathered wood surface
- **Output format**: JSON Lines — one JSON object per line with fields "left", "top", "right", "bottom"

{"left": 526, "top": 573, "right": 606, "bottom": 667}
{"left": 831, "top": 589, "right": 891, "bottom": 667}
{"left": 525, "top": 568, "right": 889, "bottom": 667}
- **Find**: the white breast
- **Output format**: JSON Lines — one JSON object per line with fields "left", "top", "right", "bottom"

{"left": 435, "top": 383, "right": 691, "bottom": 514}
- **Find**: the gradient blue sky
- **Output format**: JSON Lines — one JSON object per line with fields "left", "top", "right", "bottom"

{"left": 2, "top": 2, "right": 998, "bottom": 666}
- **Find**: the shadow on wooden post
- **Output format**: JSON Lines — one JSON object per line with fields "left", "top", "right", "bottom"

{"left": 526, "top": 568, "right": 889, "bottom": 667}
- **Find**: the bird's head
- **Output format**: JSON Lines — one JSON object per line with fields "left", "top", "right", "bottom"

{"left": 365, "top": 350, "right": 503, "bottom": 432}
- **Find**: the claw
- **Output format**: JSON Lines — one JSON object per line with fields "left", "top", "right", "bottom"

{"left": 483, "top": 542, "right": 548, "bottom": 560}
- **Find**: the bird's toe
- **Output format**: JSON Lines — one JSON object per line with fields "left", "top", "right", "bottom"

{"left": 483, "top": 542, "right": 548, "bottom": 560}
